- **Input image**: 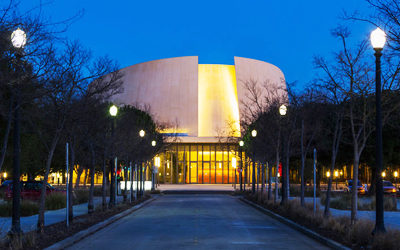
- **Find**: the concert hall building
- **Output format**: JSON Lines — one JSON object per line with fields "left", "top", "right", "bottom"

{"left": 111, "top": 56, "right": 286, "bottom": 184}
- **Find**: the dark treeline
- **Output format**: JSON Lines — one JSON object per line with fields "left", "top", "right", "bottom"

{"left": 0, "top": 1, "right": 166, "bottom": 234}
{"left": 240, "top": 0, "right": 400, "bottom": 225}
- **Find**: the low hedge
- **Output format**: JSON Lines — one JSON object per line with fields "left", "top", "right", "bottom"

{"left": 245, "top": 191, "right": 400, "bottom": 249}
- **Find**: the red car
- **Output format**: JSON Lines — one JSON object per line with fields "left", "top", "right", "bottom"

{"left": 4, "top": 181, "right": 65, "bottom": 200}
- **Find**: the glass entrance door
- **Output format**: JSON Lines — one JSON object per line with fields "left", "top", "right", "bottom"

{"left": 203, "top": 162, "right": 210, "bottom": 183}
{"left": 216, "top": 162, "right": 223, "bottom": 183}
{"left": 190, "top": 162, "right": 197, "bottom": 183}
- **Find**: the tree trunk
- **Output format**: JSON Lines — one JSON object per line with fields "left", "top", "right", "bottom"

{"left": 102, "top": 153, "right": 107, "bottom": 210}
{"left": 37, "top": 135, "right": 59, "bottom": 232}
{"left": 83, "top": 168, "right": 88, "bottom": 187}
{"left": 0, "top": 96, "right": 13, "bottom": 172}
{"left": 88, "top": 144, "right": 95, "bottom": 214}
{"left": 324, "top": 117, "right": 342, "bottom": 217}
{"left": 300, "top": 120, "right": 305, "bottom": 207}
{"left": 274, "top": 134, "right": 280, "bottom": 203}
{"left": 324, "top": 155, "right": 336, "bottom": 217}
{"left": 281, "top": 138, "right": 287, "bottom": 205}
{"left": 285, "top": 141, "right": 290, "bottom": 200}
{"left": 75, "top": 165, "right": 84, "bottom": 188}
{"left": 268, "top": 161, "right": 272, "bottom": 200}
{"left": 351, "top": 155, "right": 360, "bottom": 224}
{"left": 68, "top": 143, "right": 75, "bottom": 222}
{"left": 123, "top": 166, "right": 128, "bottom": 202}
{"left": 109, "top": 158, "right": 115, "bottom": 207}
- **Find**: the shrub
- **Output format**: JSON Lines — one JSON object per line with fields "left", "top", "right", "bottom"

{"left": 45, "top": 192, "right": 66, "bottom": 210}
{"left": 93, "top": 186, "right": 109, "bottom": 196}
{"left": 247, "top": 191, "right": 400, "bottom": 249}
{"left": 372, "top": 229, "right": 400, "bottom": 250}
{"left": 0, "top": 200, "right": 39, "bottom": 217}
{"left": 290, "top": 185, "right": 319, "bottom": 197}
{"left": 20, "top": 200, "right": 39, "bottom": 216}
{"left": 0, "top": 202, "right": 12, "bottom": 216}
{"left": 73, "top": 189, "right": 89, "bottom": 204}
{"left": 348, "top": 219, "right": 375, "bottom": 248}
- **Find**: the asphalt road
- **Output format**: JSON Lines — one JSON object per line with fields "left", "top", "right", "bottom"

{"left": 67, "top": 195, "right": 329, "bottom": 250}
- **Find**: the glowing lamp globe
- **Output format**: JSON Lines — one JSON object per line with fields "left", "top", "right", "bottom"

{"left": 239, "top": 140, "right": 244, "bottom": 147}
{"left": 370, "top": 28, "right": 386, "bottom": 49}
{"left": 139, "top": 130, "right": 145, "bottom": 137}
{"left": 279, "top": 105, "right": 287, "bottom": 116}
{"left": 251, "top": 129, "right": 257, "bottom": 137}
{"left": 109, "top": 105, "right": 118, "bottom": 116}
{"left": 151, "top": 140, "right": 156, "bottom": 147}
{"left": 395, "top": 171, "right": 399, "bottom": 178}
{"left": 11, "top": 28, "right": 27, "bottom": 48}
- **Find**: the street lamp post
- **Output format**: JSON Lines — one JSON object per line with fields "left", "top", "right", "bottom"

{"left": 334, "top": 170, "right": 339, "bottom": 190}
{"left": 10, "top": 28, "right": 27, "bottom": 235}
{"left": 277, "top": 105, "right": 287, "bottom": 203}
{"left": 371, "top": 27, "right": 386, "bottom": 234}
{"left": 108, "top": 105, "right": 118, "bottom": 207}
{"left": 239, "top": 140, "right": 244, "bottom": 191}
{"left": 139, "top": 130, "right": 145, "bottom": 197}
{"left": 151, "top": 141, "right": 156, "bottom": 191}
{"left": 251, "top": 129, "right": 257, "bottom": 193}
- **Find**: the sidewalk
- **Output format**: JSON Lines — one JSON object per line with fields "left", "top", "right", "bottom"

{"left": 0, "top": 196, "right": 124, "bottom": 237}
{"left": 158, "top": 184, "right": 235, "bottom": 191}
{"left": 302, "top": 197, "right": 400, "bottom": 230}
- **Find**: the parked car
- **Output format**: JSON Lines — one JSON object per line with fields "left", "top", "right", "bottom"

{"left": 0, "top": 180, "right": 13, "bottom": 190}
{"left": 344, "top": 180, "right": 366, "bottom": 194}
{"left": 4, "top": 181, "right": 65, "bottom": 200}
{"left": 382, "top": 180, "right": 397, "bottom": 195}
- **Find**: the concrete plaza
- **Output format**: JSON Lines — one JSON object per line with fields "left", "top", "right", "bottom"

{"left": 66, "top": 194, "right": 328, "bottom": 250}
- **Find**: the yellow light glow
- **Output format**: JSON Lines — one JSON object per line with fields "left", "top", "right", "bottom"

{"left": 57, "top": 173, "right": 60, "bottom": 178}
{"left": 11, "top": 28, "right": 27, "bottom": 48}
{"left": 3, "top": 172, "right": 7, "bottom": 178}
{"left": 334, "top": 170, "right": 339, "bottom": 177}
{"left": 109, "top": 105, "right": 118, "bottom": 116}
{"left": 382, "top": 172, "right": 386, "bottom": 178}
{"left": 219, "top": 163, "right": 222, "bottom": 169}
{"left": 340, "top": 170, "right": 343, "bottom": 175}
{"left": 279, "top": 105, "right": 287, "bottom": 116}
{"left": 151, "top": 140, "right": 156, "bottom": 147}
{"left": 198, "top": 65, "right": 240, "bottom": 137}
{"left": 167, "top": 162, "right": 170, "bottom": 169}
{"left": 251, "top": 129, "right": 257, "bottom": 137}
{"left": 155, "top": 157, "right": 161, "bottom": 167}
{"left": 139, "top": 130, "right": 145, "bottom": 137}
{"left": 326, "top": 171, "right": 330, "bottom": 178}
{"left": 159, "top": 128, "right": 188, "bottom": 134}
{"left": 394, "top": 171, "right": 398, "bottom": 178}
{"left": 232, "top": 157, "right": 237, "bottom": 168}
{"left": 370, "top": 27, "right": 386, "bottom": 49}
{"left": 239, "top": 140, "right": 244, "bottom": 147}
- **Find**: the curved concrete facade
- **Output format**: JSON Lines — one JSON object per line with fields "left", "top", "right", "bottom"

{"left": 111, "top": 56, "right": 286, "bottom": 143}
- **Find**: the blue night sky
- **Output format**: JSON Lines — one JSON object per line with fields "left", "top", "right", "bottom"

{"left": 22, "top": 0, "right": 373, "bottom": 89}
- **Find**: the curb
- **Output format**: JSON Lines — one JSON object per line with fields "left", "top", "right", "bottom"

{"left": 239, "top": 197, "right": 350, "bottom": 250}
{"left": 161, "top": 190, "right": 233, "bottom": 195}
{"left": 45, "top": 197, "right": 156, "bottom": 250}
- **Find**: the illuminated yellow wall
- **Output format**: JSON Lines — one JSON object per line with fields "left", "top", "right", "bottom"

{"left": 198, "top": 65, "right": 241, "bottom": 137}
